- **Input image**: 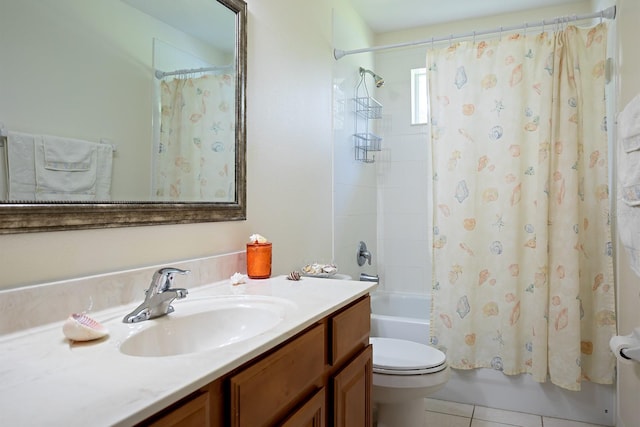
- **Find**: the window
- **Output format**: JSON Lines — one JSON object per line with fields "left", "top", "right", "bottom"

{"left": 411, "top": 67, "right": 428, "bottom": 125}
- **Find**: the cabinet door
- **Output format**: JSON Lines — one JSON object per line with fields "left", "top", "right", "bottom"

{"left": 280, "top": 388, "right": 326, "bottom": 427}
{"left": 230, "top": 324, "right": 326, "bottom": 427}
{"left": 147, "top": 391, "right": 210, "bottom": 427}
{"left": 332, "top": 345, "right": 372, "bottom": 427}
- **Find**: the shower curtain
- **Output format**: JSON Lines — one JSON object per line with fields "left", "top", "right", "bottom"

{"left": 155, "top": 73, "right": 235, "bottom": 201}
{"left": 429, "top": 23, "right": 615, "bottom": 390}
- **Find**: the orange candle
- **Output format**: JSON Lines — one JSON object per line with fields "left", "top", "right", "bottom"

{"left": 246, "top": 242, "right": 272, "bottom": 279}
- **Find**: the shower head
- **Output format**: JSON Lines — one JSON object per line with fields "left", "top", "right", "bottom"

{"left": 359, "top": 67, "right": 385, "bottom": 88}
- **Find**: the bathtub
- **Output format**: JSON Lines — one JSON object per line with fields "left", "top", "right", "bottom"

{"left": 370, "top": 291, "right": 430, "bottom": 346}
{"left": 369, "top": 290, "right": 615, "bottom": 426}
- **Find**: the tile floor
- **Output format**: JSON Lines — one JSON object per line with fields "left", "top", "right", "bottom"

{"left": 421, "top": 398, "right": 611, "bottom": 427}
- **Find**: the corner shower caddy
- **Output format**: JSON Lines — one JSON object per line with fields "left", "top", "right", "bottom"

{"left": 353, "top": 96, "right": 382, "bottom": 163}
{"left": 353, "top": 78, "right": 382, "bottom": 163}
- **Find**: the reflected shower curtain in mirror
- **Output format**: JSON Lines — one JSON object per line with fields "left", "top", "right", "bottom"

{"left": 155, "top": 74, "right": 235, "bottom": 201}
{"left": 428, "top": 23, "right": 615, "bottom": 390}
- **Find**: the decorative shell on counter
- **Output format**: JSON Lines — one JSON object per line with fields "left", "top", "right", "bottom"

{"left": 249, "top": 233, "right": 268, "bottom": 244}
{"left": 287, "top": 271, "right": 302, "bottom": 281}
{"left": 62, "top": 313, "right": 109, "bottom": 342}
{"left": 301, "top": 263, "right": 338, "bottom": 278}
{"left": 230, "top": 272, "right": 247, "bottom": 286}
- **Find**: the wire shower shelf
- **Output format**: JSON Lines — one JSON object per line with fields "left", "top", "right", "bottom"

{"left": 353, "top": 96, "right": 382, "bottom": 163}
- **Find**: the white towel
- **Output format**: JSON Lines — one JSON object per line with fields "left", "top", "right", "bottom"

{"left": 6, "top": 132, "right": 113, "bottom": 201}
{"left": 34, "top": 135, "right": 113, "bottom": 201}
{"left": 617, "top": 194, "right": 640, "bottom": 277}
{"left": 6, "top": 131, "right": 37, "bottom": 200}
{"left": 617, "top": 94, "right": 640, "bottom": 277}
{"left": 617, "top": 95, "right": 640, "bottom": 206}
{"left": 618, "top": 93, "right": 640, "bottom": 152}
{"left": 35, "top": 136, "right": 97, "bottom": 200}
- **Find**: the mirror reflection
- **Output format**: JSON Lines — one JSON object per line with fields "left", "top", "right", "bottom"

{"left": 0, "top": 0, "right": 239, "bottom": 203}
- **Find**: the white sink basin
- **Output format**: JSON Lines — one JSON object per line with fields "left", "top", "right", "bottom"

{"left": 119, "top": 295, "right": 296, "bottom": 357}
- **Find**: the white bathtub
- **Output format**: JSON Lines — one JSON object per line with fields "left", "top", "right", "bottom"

{"left": 368, "top": 290, "right": 615, "bottom": 426}
{"left": 370, "top": 291, "right": 430, "bottom": 346}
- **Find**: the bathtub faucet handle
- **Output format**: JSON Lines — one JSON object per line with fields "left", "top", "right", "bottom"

{"left": 357, "top": 241, "right": 372, "bottom": 266}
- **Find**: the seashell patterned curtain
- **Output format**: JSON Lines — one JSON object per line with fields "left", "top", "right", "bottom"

{"left": 428, "top": 23, "right": 615, "bottom": 391}
{"left": 154, "top": 74, "right": 235, "bottom": 201}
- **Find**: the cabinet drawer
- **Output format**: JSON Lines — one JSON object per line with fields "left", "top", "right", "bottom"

{"left": 330, "top": 296, "right": 370, "bottom": 365}
{"left": 230, "top": 324, "right": 326, "bottom": 427}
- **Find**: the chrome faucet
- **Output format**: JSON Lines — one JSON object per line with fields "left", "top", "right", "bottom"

{"left": 360, "top": 273, "right": 379, "bottom": 283}
{"left": 123, "top": 267, "right": 190, "bottom": 323}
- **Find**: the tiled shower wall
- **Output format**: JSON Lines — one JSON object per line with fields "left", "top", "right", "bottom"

{"left": 375, "top": 47, "right": 432, "bottom": 294}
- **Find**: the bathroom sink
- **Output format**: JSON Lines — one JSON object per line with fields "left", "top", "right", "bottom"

{"left": 119, "top": 296, "right": 295, "bottom": 357}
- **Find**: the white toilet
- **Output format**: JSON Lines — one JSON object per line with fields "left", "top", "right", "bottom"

{"left": 371, "top": 337, "right": 450, "bottom": 427}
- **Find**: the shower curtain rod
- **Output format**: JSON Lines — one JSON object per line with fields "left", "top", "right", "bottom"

{"left": 155, "top": 64, "right": 233, "bottom": 79}
{"left": 334, "top": 5, "right": 616, "bottom": 60}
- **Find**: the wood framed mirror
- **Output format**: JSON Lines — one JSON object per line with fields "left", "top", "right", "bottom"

{"left": 0, "top": 0, "right": 246, "bottom": 233}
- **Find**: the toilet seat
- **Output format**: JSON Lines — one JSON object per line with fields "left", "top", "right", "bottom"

{"left": 371, "top": 337, "right": 447, "bottom": 375}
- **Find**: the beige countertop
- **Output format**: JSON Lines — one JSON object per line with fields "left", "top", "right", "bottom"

{"left": 0, "top": 275, "right": 376, "bottom": 427}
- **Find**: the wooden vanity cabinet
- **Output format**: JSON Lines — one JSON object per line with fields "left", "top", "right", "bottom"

{"left": 139, "top": 295, "right": 371, "bottom": 427}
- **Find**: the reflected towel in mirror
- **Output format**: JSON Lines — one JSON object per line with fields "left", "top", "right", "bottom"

{"left": 7, "top": 132, "right": 113, "bottom": 201}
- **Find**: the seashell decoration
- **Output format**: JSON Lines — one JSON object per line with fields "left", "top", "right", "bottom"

{"left": 62, "top": 313, "right": 109, "bottom": 342}
{"left": 455, "top": 180, "right": 469, "bottom": 203}
{"left": 454, "top": 66, "right": 468, "bottom": 89}
{"left": 287, "top": 271, "right": 302, "bottom": 281}
{"left": 463, "top": 218, "right": 476, "bottom": 231}
{"left": 489, "top": 240, "right": 503, "bottom": 255}
{"left": 301, "top": 263, "right": 337, "bottom": 277}
{"left": 488, "top": 125, "right": 503, "bottom": 141}
{"left": 322, "top": 265, "right": 337, "bottom": 275}
{"left": 481, "top": 73, "right": 497, "bottom": 89}
{"left": 230, "top": 272, "right": 247, "bottom": 286}
{"left": 490, "top": 356, "right": 504, "bottom": 371}
{"left": 456, "top": 296, "right": 471, "bottom": 319}
{"left": 249, "top": 233, "right": 268, "bottom": 244}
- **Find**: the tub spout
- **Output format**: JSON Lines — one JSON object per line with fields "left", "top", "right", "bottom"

{"left": 360, "top": 273, "right": 379, "bottom": 282}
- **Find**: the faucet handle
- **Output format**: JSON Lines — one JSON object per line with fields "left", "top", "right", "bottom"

{"left": 150, "top": 267, "right": 190, "bottom": 293}
{"left": 157, "top": 267, "right": 190, "bottom": 276}
{"left": 357, "top": 241, "right": 372, "bottom": 266}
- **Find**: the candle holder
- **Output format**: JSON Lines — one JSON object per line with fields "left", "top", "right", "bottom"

{"left": 246, "top": 242, "right": 272, "bottom": 279}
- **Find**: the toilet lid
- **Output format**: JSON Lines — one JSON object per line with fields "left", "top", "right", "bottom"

{"left": 370, "top": 337, "right": 447, "bottom": 374}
